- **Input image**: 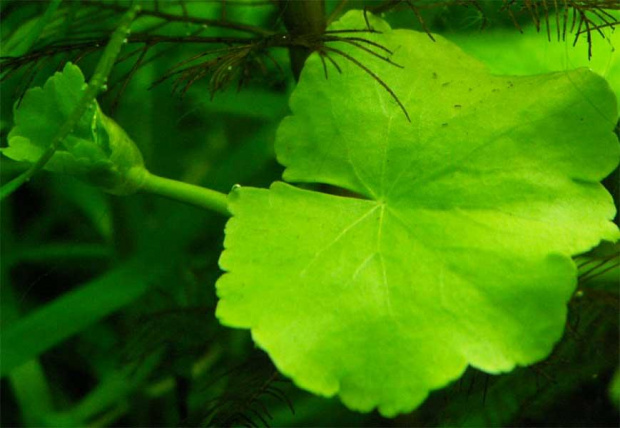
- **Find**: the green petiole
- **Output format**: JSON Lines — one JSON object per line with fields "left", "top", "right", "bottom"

{"left": 136, "top": 170, "right": 230, "bottom": 217}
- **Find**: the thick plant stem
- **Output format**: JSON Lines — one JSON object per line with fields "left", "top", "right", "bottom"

{"left": 139, "top": 172, "right": 230, "bottom": 217}
{"left": 278, "top": 0, "right": 325, "bottom": 80}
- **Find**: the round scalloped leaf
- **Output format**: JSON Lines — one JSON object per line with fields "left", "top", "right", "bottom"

{"left": 3, "top": 63, "right": 105, "bottom": 174}
{"left": 216, "top": 11, "right": 620, "bottom": 416}
{"left": 3, "top": 62, "right": 146, "bottom": 195}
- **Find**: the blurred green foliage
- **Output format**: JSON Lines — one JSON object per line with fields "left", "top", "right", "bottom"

{"left": 1, "top": 1, "right": 618, "bottom": 426}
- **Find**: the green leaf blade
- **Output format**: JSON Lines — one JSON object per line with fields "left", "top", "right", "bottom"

{"left": 7, "top": 63, "right": 98, "bottom": 161}
{"left": 217, "top": 184, "right": 579, "bottom": 416}
{"left": 217, "top": 11, "right": 620, "bottom": 416}
{"left": 0, "top": 260, "right": 151, "bottom": 377}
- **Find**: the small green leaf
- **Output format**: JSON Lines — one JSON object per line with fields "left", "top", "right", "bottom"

{"left": 216, "top": 11, "right": 620, "bottom": 416}
{"left": 2, "top": 63, "right": 146, "bottom": 195}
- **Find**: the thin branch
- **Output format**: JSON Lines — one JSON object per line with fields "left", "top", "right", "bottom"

{"left": 110, "top": 43, "right": 150, "bottom": 113}
{"left": 404, "top": 0, "right": 436, "bottom": 41}
{"left": 323, "top": 51, "right": 343, "bottom": 74}
{"left": 324, "top": 37, "right": 403, "bottom": 68}
{"left": 82, "top": 0, "right": 275, "bottom": 36}
{"left": 323, "top": 35, "right": 394, "bottom": 54}
{"left": 322, "top": 46, "right": 411, "bottom": 122}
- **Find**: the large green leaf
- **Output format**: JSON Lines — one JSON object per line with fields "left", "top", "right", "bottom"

{"left": 216, "top": 11, "right": 620, "bottom": 416}
{"left": 445, "top": 22, "right": 620, "bottom": 98}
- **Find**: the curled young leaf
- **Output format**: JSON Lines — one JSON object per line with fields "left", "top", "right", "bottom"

{"left": 216, "top": 11, "right": 620, "bottom": 416}
{"left": 3, "top": 63, "right": 146, "bottom": 195}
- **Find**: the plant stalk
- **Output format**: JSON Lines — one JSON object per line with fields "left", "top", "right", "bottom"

{"left": 277, "top": 0, "right": 326, "bottom": 80}
{"left": 139, "top": 171, "right": 230, "bottom": 217}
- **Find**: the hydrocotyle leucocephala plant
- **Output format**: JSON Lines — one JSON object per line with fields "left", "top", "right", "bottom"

{"left": 1, "top": 1, "right": 619, "bottom": 424}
